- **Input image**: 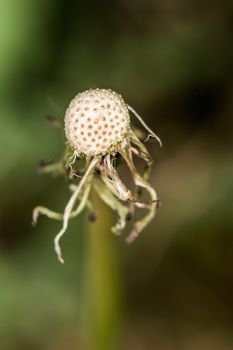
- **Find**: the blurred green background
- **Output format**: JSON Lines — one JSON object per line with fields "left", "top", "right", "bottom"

{"left": 0, "top": 0, "right": 233, "bottom": 349}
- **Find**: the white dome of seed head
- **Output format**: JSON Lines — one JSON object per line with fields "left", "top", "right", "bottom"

{"left": 64, "top": 89, "right": 130, "bottom": 156}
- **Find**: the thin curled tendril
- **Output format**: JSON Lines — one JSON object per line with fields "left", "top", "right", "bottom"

{"left": 54, "top": 157, "right": 99, "bottom": 263}
{"left": 127, "top": 104, "right": 162, "bottom": 147}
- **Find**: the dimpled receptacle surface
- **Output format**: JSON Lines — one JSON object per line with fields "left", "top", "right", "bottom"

{"left": 64, "top": 89, "right": 130, "bottom": 156}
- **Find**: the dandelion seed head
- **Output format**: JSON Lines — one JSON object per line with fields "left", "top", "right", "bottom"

{"left": 65, "top": 89, "right": 130, "bottom": 156}
{"left": 34, "top": 87, "right": 162, "bottom": 263}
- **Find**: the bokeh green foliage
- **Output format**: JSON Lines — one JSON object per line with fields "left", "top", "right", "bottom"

{"left": 0, "top": 0, "right": 233, "bottom": 349}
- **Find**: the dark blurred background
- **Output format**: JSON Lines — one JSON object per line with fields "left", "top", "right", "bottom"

{"left": 0, "top": 0, "right": 233, "bottom": 349}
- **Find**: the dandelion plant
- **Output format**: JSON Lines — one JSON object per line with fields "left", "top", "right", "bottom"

{"left": 33, "top": 88, "right": 162, "bottom": 263}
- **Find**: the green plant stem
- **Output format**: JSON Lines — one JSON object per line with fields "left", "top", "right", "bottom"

{"left": 82, "top": 192, "right": 122, "bottom": 350}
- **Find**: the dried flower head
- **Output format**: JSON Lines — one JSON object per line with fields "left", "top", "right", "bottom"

{"left": 33, "top": 88, "right": 162, "bottom": 263}
{"left": 65, "top": 89, "right": 130, "bottom": 156}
